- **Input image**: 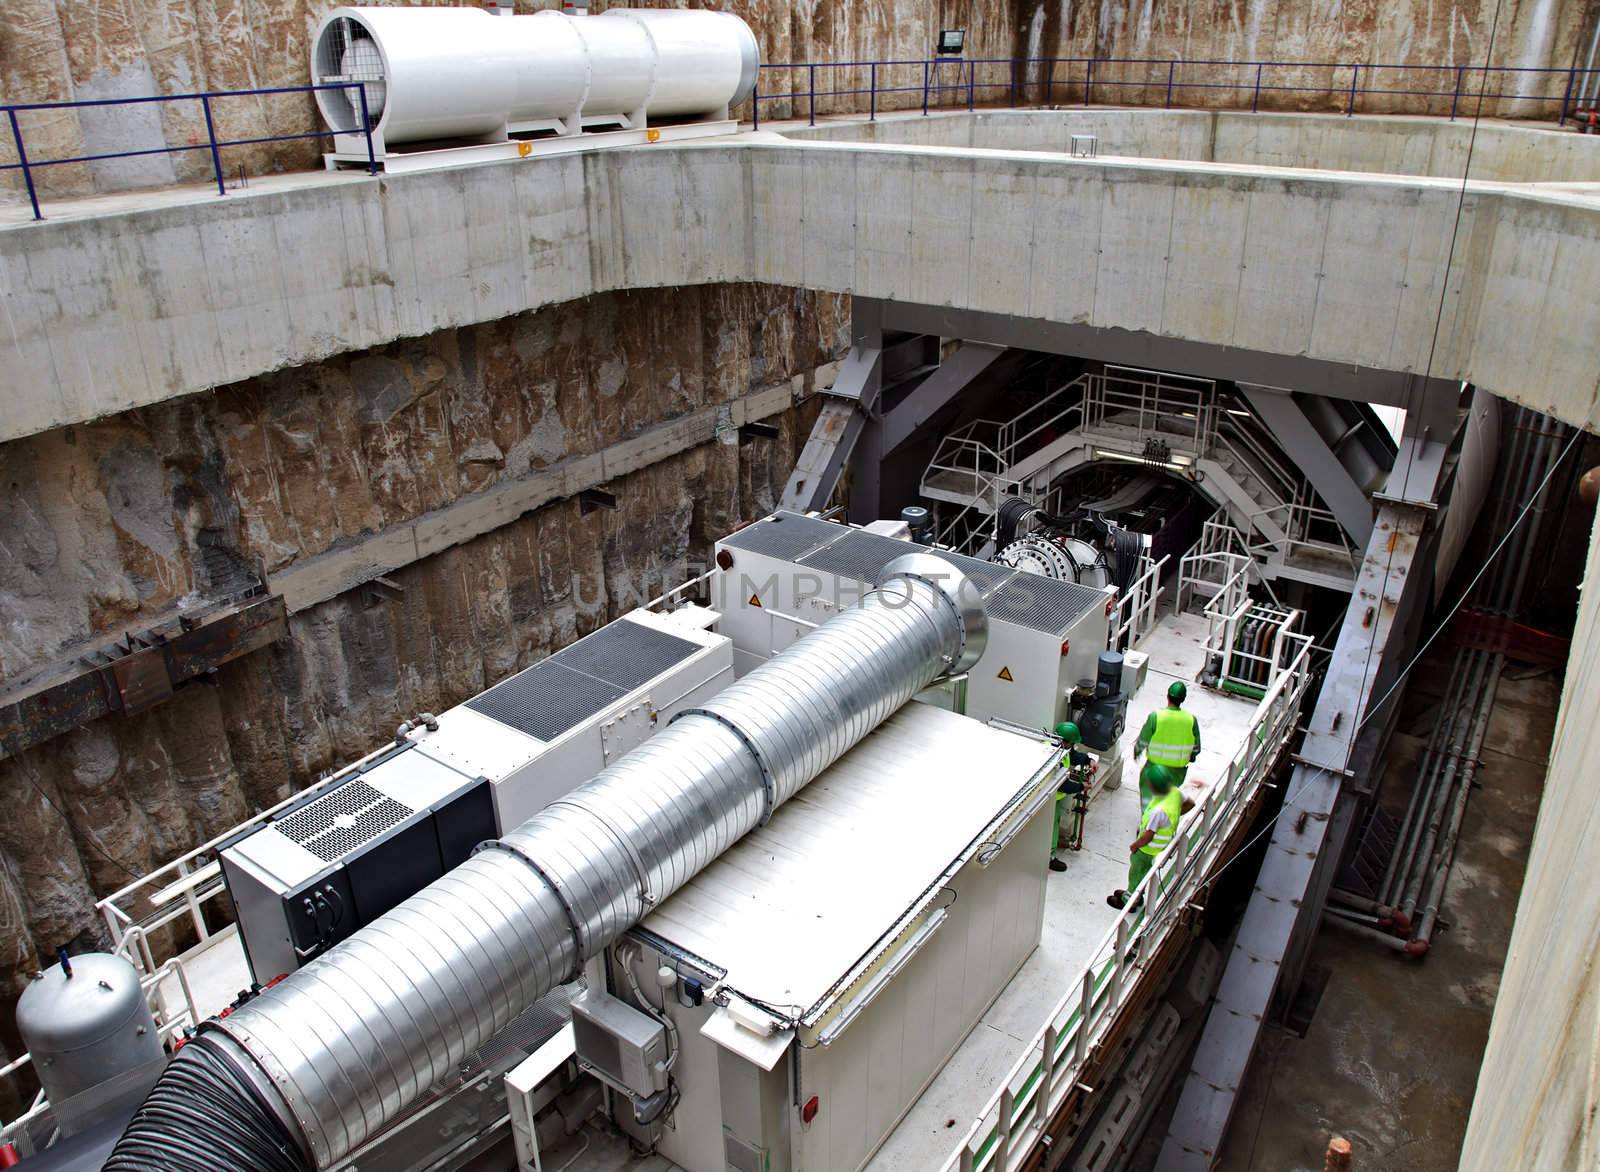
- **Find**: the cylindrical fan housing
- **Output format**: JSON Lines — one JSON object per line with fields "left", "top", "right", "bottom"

{"left": 311, "top": 6, "right": 759, "bottom": 144}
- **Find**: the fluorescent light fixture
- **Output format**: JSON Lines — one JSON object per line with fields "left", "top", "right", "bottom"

{"left": 1092, "top": 448, "right": 1192, "bottom": 472}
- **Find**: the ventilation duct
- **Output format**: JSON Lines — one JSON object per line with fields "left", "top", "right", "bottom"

{"left": 108, "top": 553, "right": 986, "bottom": 1170}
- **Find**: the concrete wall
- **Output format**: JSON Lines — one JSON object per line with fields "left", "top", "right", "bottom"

{"left": 785, "top": 108, "right": 1600, "bottom": 183}
{"left": 1459, "top": 499, "right": 1600, "bottom": 1171}
{"left": 6, "top": 132, "right": 1600, "bottom": 443}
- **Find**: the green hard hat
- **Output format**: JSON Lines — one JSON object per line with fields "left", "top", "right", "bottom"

{"left": 1055, "top": 721, "right": 1082, "bottom": 743}
{"left": 1167, "top": 681, "right": 1187, "bottom": 704}
{"left": 1141, "top": 763, "right": 1175, "bottom": 791}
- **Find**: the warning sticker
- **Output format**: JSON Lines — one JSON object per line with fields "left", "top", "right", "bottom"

{"left": 997, "top": 666, "right": 1014, "bottom": 682}
{"left": 749, "top": 594, "right": 763, "bottom": 608}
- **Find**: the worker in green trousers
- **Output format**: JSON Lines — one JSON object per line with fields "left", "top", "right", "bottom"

{"left": 1107, "top": 764, "right": 1184, "bottom": 910}
{"left": 1135, "top": 680, "right": 1201, "bottom": 802}
{"left": 1049, "top": 722, "right": 1090, "bottom": 873}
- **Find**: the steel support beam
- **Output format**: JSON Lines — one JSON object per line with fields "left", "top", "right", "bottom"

{"left": 1159, "top": 503, "right": 1432, "bottom": 1171}
{"left": 780, "top": 306, "right": 886, "bottom": 514}
{"left": 0, "top": 592, "right": 289, "bottom": 761}
{"left": 880, "top": 342, "right": 1013, "bottom": 455}
{"left": 1380, "top": 406, "right": 1455, "bottom": 507}
{"left": 874, "top": 300, "right": 1461, "bottom": 414}
{"left": 1240, "top": 385, "right": 1375, "bottom": 544}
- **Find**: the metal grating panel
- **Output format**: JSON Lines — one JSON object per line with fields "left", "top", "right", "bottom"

{"left": 466, "top": 661, "right": 626, "bottom": 743}
{"left": 552, "top": 619, "right": 701, "bottom": 692}
{"left": 275, "top": 779, "right": 413, "bottom": 864}
{"left": 944, "top": 552, "right": 1020, "bottom": 598}
{"left": 796, "top": 529, "right": 926, "bottom": 584}
{"left": 983, "top": 574, "right": 1106, "bottom": 634}
{"left": 719, "top": 511, "right": 850, "bottom": 562}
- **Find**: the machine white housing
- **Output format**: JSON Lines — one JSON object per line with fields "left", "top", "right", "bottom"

{"left": 611, "top": 703, "right": 1061, "bottom": 1171}
{"left": 711, "top": 511, "right": 1114, "bottom": 730}
{"left": 220, "top": 608, "right": 732, "bottom": 978}
{"left": 312, "top": 5, "right": 759, "bottom": 156}
{"left": 397, "top": 607, "right": 732, "bottom": 829}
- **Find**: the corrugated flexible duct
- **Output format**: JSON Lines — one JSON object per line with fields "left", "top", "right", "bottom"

{"left": 108, "top": 552, "right": 986, "bottom": 1170}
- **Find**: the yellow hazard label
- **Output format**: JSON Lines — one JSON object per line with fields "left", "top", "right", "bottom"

{"left": 749, "top": 594, "right": 763, "bottom": 608}
{"left": 997, "top": 666, "right": 1014, "bottom": 681}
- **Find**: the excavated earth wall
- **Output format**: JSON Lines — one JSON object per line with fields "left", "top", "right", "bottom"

{"left": 0, "top": 281, "right": 843, "bottom": 1102}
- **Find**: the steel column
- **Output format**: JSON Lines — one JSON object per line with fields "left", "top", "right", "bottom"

{"left": 779, "top": 302, "right": 886, "bottom": 514}
{"left": 1158, "top": 503, "right": 1431, "bottom": 1171}
{"left": 1239, "top": 385, "right": 1377, "bottom": 544}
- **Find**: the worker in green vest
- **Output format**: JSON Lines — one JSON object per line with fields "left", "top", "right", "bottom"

{"left": 1050, "top": 722, "right": 1091, "bottom": 873}
{"left": 1135, "top": 681, "right": 1201, "bottom": 803}
{"left": 1107, "top": 764, "right": 1184, "bottom": 910}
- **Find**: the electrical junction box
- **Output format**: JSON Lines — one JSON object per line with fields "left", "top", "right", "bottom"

{"left": 710, "top": 511, "right": 1113, "bottom": 730}
{"left": 571, "top": 987, "right": 668, "bottom": 1100}
{"left": 1122, "top": 648, "right": 1151, "bottom": 698}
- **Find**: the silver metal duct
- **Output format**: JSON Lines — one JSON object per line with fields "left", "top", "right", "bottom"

{"left": 206, "top": 553, "right": 986, "bottom": 1167}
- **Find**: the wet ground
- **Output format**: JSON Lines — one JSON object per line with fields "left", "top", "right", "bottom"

{"left": 1215, "top": 654, "right": 1559, "bottom": 1171}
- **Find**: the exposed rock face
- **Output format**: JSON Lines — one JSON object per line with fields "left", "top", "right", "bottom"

{"left": 2, "top": 0, "right": 1581, "bottom": 201}
{"left": 1007, "top": 0, "right": 1588, "bottom": 117}
{"left": 0, "top": 281, "right": 842, "bottom": 1078}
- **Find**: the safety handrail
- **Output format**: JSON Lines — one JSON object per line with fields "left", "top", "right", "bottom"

{"left": 943, "top": 632, "right": 1315, "bottom": 1172}
{"left": 3, "top": 82, "right": 378, "bottom": 221}
{"left": 1109, "top": 553, "right": 1169, "bottom": 650}
{"left": 751, "top": 56, "right": 1600, "bottom": 129}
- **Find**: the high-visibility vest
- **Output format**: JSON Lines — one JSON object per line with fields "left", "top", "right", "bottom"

{"left": 1139, "top": 788, "right": 1184, "bottom": 856}
{"left": 1147, "top": 708, "right": 1198, "bottom": 769}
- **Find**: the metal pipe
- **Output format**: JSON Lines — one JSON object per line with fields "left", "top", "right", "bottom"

{"left": 1485, "top": 405, "right": 1547, "bottom": 614}
{"left": 1496, "top": 419, "right": 1566, "bottom": 616}
{"left": 1397, "top": 648, "right": 1493, "bottom": 925}
{"left": 1413, "top": 653, "right": 1504, "bottom": 947}
{"left": 1377, "top": 643, "right": 1475, "bottom": 913}
{"left": 1322, "top": 908, "right": 1410, "bottom": 952}
{"left": 111, "top": 554, "right": 985, "bottom": 1169}
{"left": 1577, "top": 14, "right": 1600, "bottom": 111}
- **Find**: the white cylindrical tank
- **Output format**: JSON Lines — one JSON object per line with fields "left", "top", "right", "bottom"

{"left": 311, "top": 5, "right": 759, "bottom": 146}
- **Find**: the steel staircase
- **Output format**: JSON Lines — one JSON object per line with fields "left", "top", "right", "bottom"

{"left": 919, "top": 366, "right": 1360, "bottom": 589}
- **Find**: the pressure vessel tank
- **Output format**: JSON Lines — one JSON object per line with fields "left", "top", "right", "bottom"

{"left": 15, "top": 952, "right": 165, "bottom": 1136}
{"left": 311, "top": 5, "right": 759, "bottom": 148}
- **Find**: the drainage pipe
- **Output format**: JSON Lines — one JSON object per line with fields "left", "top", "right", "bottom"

{"left": 1411, "top": 653, "right": 1504, "bottom": 951}
{"left": 1396, "top": 647, "right": 1494, "bottom": 929}
{"left": 1374, "top": 642, "right": 1474, "bottom": 917}
{"left": 109, "top": 552, "right": 986, "bottom": 1170}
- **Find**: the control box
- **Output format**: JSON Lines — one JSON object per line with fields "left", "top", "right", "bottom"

{"left": 571, "top": 987, "right": 668, "bottom": 1100}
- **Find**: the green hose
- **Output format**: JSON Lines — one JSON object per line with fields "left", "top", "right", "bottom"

{"left": 1220, "top": 679, "right": 1266, "bottom": 701}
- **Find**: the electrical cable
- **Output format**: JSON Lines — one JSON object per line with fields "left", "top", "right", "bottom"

{"left": 1177, "top": 0, "right": 1548, "bottom": 915}
{"left": 1190, "top": 418, "right": 1584, "bottom": 902}
{"left": 1328, "top": 0, "right": 1508, "bottom": 809}
{"left": 15, "top": 767, "right": 142, "bottom": 882}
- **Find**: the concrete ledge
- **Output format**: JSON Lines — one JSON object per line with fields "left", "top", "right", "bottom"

{"left": 270, "top": 370, "right": 824, "bottom": 613}
{"left": 4, "top": 121, "right": 1600, "bottom": 440}
{"left": 779, "top": 108, "right": 1600, "bottom": 184}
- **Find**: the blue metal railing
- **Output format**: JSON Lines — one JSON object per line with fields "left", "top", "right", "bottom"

{"left": 5, "top": 58, "right": 1596, "bottom": 223}
{"left": 750, "top": 56, "right": 1600, "bottom": 130}
{"left": 2, "top": 82, "right": 376, "bottom": 222}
